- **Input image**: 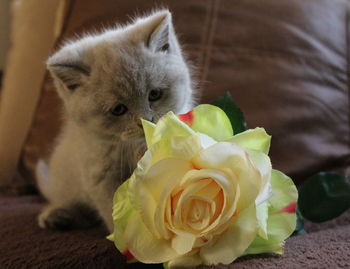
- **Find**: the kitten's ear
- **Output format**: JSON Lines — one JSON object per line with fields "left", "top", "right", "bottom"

{"left": 47, "top": 50, "right": 90, "bottom": 91}
{"left": 133, "top": 10, "right": 176, "bottom": 53}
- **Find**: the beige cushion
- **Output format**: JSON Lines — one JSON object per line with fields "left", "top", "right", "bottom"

{"left": 0, "top": 0, "right": 69, "bottom": 186}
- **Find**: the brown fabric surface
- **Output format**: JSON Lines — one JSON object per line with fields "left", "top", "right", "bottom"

{"left": 202, "top": 0, "right": 350, "bottom": 184}
{"left": 222, "top": 225, "right": 350, "bottom": 269}
{"left": 1, "top": 191, "right": 349, "bottom": 269}
{"left": 20, "top": 0, "right": 350, "bottom": 188}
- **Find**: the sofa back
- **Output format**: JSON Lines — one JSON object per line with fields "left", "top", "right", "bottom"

{"left": 2, "top": 0, "right": 350, "bottom": 189}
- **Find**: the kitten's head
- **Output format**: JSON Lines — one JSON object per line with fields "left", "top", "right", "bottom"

{"left": 47, "top": 10, "right": 194, "bottom": 142}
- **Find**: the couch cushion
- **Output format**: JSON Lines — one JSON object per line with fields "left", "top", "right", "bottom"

{"left": 0, "top": 0, "right": 67, "bottom": 187}
{"left": 18, "top": 0, "right": 350, "bottom": 188}
{"left": 1, "top": 191, "right": 349, "bottom": 268}
{"left": 202, "top": 0, "right": 350, "bottom": 184}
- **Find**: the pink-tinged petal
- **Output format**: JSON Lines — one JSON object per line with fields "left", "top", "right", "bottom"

{"left": 269, "top": 170, "right": 298, "bottom": 214}
{"left": 122, "top": 250, "right": 135, "bottom": 261}
{"left": 151, "top": 111, "right": 195, "bottom": 147}
{"left": 245, "top": 170, "right": 298, "bottom": 255}
{"left": 178, "top": 110, "right": 194, "bottom": 126}
{"left": 276, "top": 202, "right": 297, "bottom": 214}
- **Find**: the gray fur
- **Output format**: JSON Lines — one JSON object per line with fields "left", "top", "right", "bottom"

{"left": 38, "top": 10, "right": 195, "bottom": 232}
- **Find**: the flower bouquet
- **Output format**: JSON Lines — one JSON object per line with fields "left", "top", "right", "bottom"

{"left": 108, "top": 94, "right": 299, "bottom": 268}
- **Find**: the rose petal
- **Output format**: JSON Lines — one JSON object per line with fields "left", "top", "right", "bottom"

{"left": 152, "top": 111, "right": 195, "bottom": 146}
{"left": 244, "top": 149, "right": 273, "bottom": 205}
{"left": 130, "top": 158, "right": 192, "bottom": 238}
{"left": 174, "top": 178, "right": 212, "bottom": 231}
{"left": 141, "top": 119, "right": 156, "bottom": 148}
{"left": 269, "top": 170, "right": 298, "bottom": 213}
{"left": 171, "top": 233, "right": 197, "bottom": 255}
{"left": 135, "top": 139, "right": 172, "bottom": 174}
{"left": 178, "top": 110, "right": 194, "bottom": 126}
{"left": 194, "top": 180, "right": 221, "bottom": 201}
{"left": 178, "top": 169, "right": 240, "bottom": 236}
{"left": 171, "top": 135, "right": 203, "bottom": 160}
{"left": 112, "top": 179, "right": 134, "bottom": 252}
{"left": 167, "top": 180, "right": 220, "bottom": 233}
{"left": 198, "top": 133, "right": 217, "bottom": 149}
{"left": 225, "top": 128, "right": 271, "bottom": 154}
{"left": 167, "top": 252, "right": 202, "bottom": 268}
{"left": 200, "top": 204, "right": 258, "bottom": 265}
{"left": 189, "top": 104, "right": 234, "bottom": 141}
{"left": 245, "top": 170, "right": 298, "bottom": 255}
{"left": 185, "top": 196, "right": 212, "bottom": 230}
{"left": 256, "top": 201, "right": 269, "bottom": 240}
{"left": 192, "top": 142, "right": 262, "bottom": 212}
{"left": 124, "top": 211, "right": 179, "bottom": 263}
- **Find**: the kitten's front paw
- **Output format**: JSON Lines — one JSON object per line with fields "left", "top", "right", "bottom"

{"left": 38, "top": 207, "right": 74, "bottom": 230}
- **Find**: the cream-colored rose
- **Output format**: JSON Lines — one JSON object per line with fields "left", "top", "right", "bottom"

{"left": 110, "top": 105, "right": 297, "bottom": 268}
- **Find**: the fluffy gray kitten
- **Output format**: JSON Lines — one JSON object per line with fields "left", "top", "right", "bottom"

{"left": 37, "top": 10, "right": 195, "bottom": 232}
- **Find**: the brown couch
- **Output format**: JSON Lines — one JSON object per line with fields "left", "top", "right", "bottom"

{"left": 1, "top": 0, "right": 350, "bottom": 268}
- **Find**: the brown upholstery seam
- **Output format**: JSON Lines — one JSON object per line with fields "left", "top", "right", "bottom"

{"left": 58, "top": 0, "right": 76, "bottom": 43}
{"left": 197, "top": 0, "right": 213, "bottom": 89}
{"left": 205, "top": 48, "right": 345, "bottom": 74}
{"left": 201, "top": 46, "right": 341, "bottom": 61}
{"left": 200, "top": 0, "right": 220, "bottom": 85}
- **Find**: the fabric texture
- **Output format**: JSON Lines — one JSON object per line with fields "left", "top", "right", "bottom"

{"left": 0, "top": 190, "right": 349, "bottom": 268}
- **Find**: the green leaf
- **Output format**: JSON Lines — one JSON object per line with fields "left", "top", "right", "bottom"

{"left": 298, "top": 172, "right": 350, "bottom": 223}
{"left": 212, "top": 92, "right": 247, "bottom": 135}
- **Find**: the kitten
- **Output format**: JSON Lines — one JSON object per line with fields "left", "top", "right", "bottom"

{"left": 37, "top": 10, "right": 195, "bottom": 232}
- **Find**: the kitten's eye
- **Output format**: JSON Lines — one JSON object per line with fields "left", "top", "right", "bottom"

{"left": 110, "top": 104, "right": 128, "bottom": 116}
{"left": 67, "top": 84, "right": 80, "bottom": 91}
{"left": 161, "top": 43, "right": 169, "bottom": 52}
{"left": 149, "top": 89, "right": 163, "bottom": 102}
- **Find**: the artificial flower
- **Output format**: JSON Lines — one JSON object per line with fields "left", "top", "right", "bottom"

{"left": 110, "top": 104, "right": 297, "bottom": 268}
